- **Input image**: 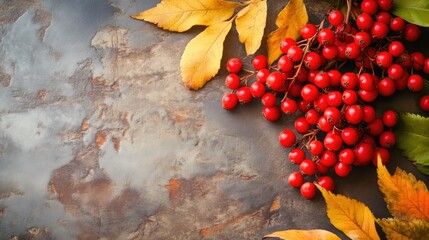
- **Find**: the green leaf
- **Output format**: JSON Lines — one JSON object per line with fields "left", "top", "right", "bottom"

{"left": 392, "top": 0, "right": 429, "bottom": 27}
{"left": 394, "top": 113, "right": 429, "bottom": 175}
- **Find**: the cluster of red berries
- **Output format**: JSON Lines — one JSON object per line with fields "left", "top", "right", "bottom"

{"left": 221, "top": 0, "right": 429, "bottom": 199}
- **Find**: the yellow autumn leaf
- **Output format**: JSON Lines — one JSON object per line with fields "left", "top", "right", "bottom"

{"left": 180, "top": 20, "right": 232, "bottom": 90}
{"left": 131, "top": 0, "right": 240, "bottom": 32}
{"left": 266, "top": 0, "right": 308, "bottom": 64}
{"left": 319, "top": 186, "right": 380, "bottom": 240}
{"left": 377, "top": 158, "right": 429, "bottom": 221}
{"left": 235, "top": 0, "right": 267, "bottom": 55}
{"left": 376, "top": 218, "right": 429, "bottom": 240}
{"left": 263, "top": 229, "right": 341, "bottom": 240}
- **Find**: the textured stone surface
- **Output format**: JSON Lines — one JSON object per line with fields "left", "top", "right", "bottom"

{"left": 0, "top": 1, "right": 428, "bottom": 239}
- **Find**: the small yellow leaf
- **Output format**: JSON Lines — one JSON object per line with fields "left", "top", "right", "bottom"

{"left": 376, "top": 218, "right": 429, "bottom": 240}
{"left": 267, "top": 0, "right": 308, "bottom": 64}
{"left": 235, "top": 0, "right": 267, "bottom": 55}
{"left": 131, "top": 0, "right": 240, "bottom": 32}
{"left": 377, "top": 160, "right": 429, "bottom": 221}
{"left": 319, "top": 186, "right": 380, "bottom": 240}
{"left": 263, "top": 229, "right": 341, "bottom": 240}
{"left": 180, "top": 20, "right": 232, "bottom": 90}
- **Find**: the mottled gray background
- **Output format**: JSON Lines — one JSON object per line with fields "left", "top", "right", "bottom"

{"left": 0, "top": 0, "right": 427, "bottom": 239}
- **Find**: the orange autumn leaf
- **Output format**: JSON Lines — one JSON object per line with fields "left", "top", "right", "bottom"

{"left": 263, "top": 229, "right": 341, "bottom": 240}
{"left": 319, "top": 186, "right": 380, "bottom": 240}
{"left": 376, "top": 218, "right": 429, "bottom": 240}
{"left": 266, "top": 0, "right": 308, "bottom": 64}
{"left": 377, "top": 158, "right": 429, "bottom": 221}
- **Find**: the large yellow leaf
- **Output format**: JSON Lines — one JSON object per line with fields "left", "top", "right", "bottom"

{"left": 377, "top": 160, "right": 429, "bottom": 221}
{"left": 319, "top": 186, "right": 380, "bottom": 240}
{"left": 180, "top": 20, "right": 232, "bottom": 90}
{"left": 376, "top": 218, "right": 429, "bottom": 240}
{"left": 131, "top": 0, "right": 240, "bottom": 32}
{"left": 235, "top": 0, "right": 267, "bottom": 55}
{"left": 263, "top": 229, "right": 341, "bottom": 240}
{"left": 266, "top": 0, "right": 308, "bottom": 64}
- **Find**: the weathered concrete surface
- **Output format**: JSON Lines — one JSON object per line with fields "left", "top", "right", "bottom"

{"left": 0, "top": 0, "right": 428, "bottom": 239}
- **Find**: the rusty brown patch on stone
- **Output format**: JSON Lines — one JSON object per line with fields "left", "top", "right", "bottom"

{"left": 81, "top": 118, "right": 89, "bottom": 131}
{"left": 239, "top": 175, "right": 257, "bottom": 181}
{"left": 11, "top": 227, "right": 52, "bottom": 240}
{"left": 0, "top": 189, "right": 25, "bottom": 199}
{"left": 0, "top": 0, "right": 39, "bottom": 25}
{"left": 112, "top": 136, "right": 121, "bottom": 152}
{"left": 0, "top": 68, "right": 11, "bottom": 87}
{"left": 164, "top": 178, "right": 180, "bottom": 202}
{"left": 95, "top": 131, "right": 108, "bottom": 148}
{"left": 32, "top": 9, "right": 52, "bottom": 41}
{"left": 38, "top": 89, "right": 47, "bottom": 100}
{"left": 269, "top": 195, "right": 281, "bottom": 212}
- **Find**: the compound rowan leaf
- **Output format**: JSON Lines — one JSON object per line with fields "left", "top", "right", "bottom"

{"left": 377, "top": 161, "right": 429, "bottom": 221}
{"left": 263, "top": 229, "right": 341, "bottom": 240}
{"left": 131, "top": 0, "right": 240, "bottom": 32}
{"left": 376, "top": 218, "right": 429, "bottom": 240}
{"left": 180, "top": 20, "right": 232, "bottom": 90}
{"left": 267, "top": 0, "right": 308, "bottom": 64}
{"left": 394, "top": 113, "right": 429, "bottom": 175}
{"left": 319, "top": 186, "right": 380, "bottom": 240}
{"left": 235, "top": 0, "right": 267, "bottom": 55}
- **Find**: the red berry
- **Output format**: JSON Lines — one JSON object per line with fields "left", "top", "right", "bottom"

{"left": 328, "top": 70, "right": 342, "bottom": 87}
{"left": 361, "top": 0, "right": 379, "bottom": 15}
{"left": 324, "top": 133, "right": 343, "bottom": 151}
{"left": 323, "top": 107, "right": 341, "bottom": 125}
{"left": 342, "top": 90, "right": 359, "bottom": 105}
{"left": 314, "top": 72, "right": 331, "bottom": 89}
{"left": 390, "top": 17, "right": 405, "bottom": 32}
{"left": 279, "top": 129, "right": 296, "bottom": 147}
{"left": 379, "top": 131, "right": 396, "bottom": 148}
{"left": 305, "top": 109, "right": 320, "bottom": 125}
{"left": 278, "top": 55, "right": 294, "bottom": 73}
{"left": 341, "top": 72, "right": 359, "bottom": 89}
{"left": 411, "top": 52, "right": 425, "bottom": 71}
{"left": 280, "top": 37, "right": 297, "bottom": 54}
{"left": 367, "top": 118, "right": 384, "bottom": 136}
{"left": 359, "top": 89, "right": 378, "bottom": 103}
{"left": 236, "top": 86, "right": 252, "bottom": 104}
{"left": 345, "top": 105, "right": 364, "bottom": 124}
{"left": 317, "top": 176, "right": 335, "bottom": 191}
{"left": 371, "top": 21, "right": 389, "bottom": 39}
{"left": 266, "top": 71, "right": 287, "bottom": 92}
{"left": 287, "top": 45, "right": 304, "bottom": 62}
{"left": 335, "top": 162, "right": 352, "bottom": 177}
{"left": 301, "top": 84, "right": 320, "bottom": 102}
{"left": 328, "top": 10, "right": 344, "bottom": 27}
{"left": 301, "top": 23, "right": 318, "bottom": 39}
{"left": 252, "top": 54, "right": 268, "bottom": 70}
{"left": 281, "top": 98, "right": 298, "bottom": 114}
{"left": 300, "top": 159, "right": 317, "bottom": 176}
{"left": 289, "top": 148, "right": 306, "bottom": 164}
{"left": 359, "top": 73, "right": 376, "bottom": 91}
{"left": 345, "top": 43, "right": 361, "bottom": 59}
{"left": 300, "top": 182, "right": 317, "bottom": 199}
{"left": 317, "top": 116, "right": 334, "bottom": 132}
{"left": 257, "top": 69, "right": 270, "bottom": 83}
{"left": 261, "top": 92, "right": 276, "bottom": 107}
{"left": 372, "top": 147, "right": 390, "bottom": 166}
{"left": 225, "top": 73, "right": 241, "bottom": 90}
{"left": 249, "top": 81, "right": 266, "bottom": 98}
{"left": 298, "top": 99, "right": 312, "bottom": 113}
{"left": 420, "top": 95, "right": 429, "bottom": 111}
{"left": 407, "top": 74, "right": 424, "bottom": 92}
{"left": 404, "top": 24, "right": 421, "bottom": 42}
{"left": 226, "top": 58, "right": 242, "bottom": 73}
{"left": 294, "top": 116, "right": 310, "bottom": 134}
{"left": 313, "top": 94, "right": 329, "bottom": 113}
{"left": 288, "top": 82, "right": 303, "bottom": 97}
{"left": 318, "top": 28, "right": 335, "bottom": 46}
{"left": 354, "top": 31, "right": 371, "bottom": 48}
{"left": 341, "top": 127, "right": 361, "bottom": 146}
{"left": 356, "top": 13, "right": 373, "bottom": 31}
{"left": 387, "top": 64, "right": 404, "bottom": 80}
{"left": 339, "top": 148, "right": 355, "bottom": 165}
{"left": 262, "top": 106, "right": 281, "bottom": 122}
{"left": 222, "top": 93, "right": 238, "bottom": 110}
{"left": 309, "top": 139, "right": 324, "bottom": 156}
{"left": 304, "top": 52, "right": 322, "bottom": 70}
{"left": 288, "top": 172, "right": 304, "bottom": 188}
{"left": 382, "top": 110, "right": 397, "bottom": 127}
{"left": 377, "top": 0, "right": 392, "bottom": 11}
{"left": 327, "top": 91, "right": 343, "bottom": 107}
{"left": 354, "top": 142, "right": 374, "bottom": 166}
{"left": 376, "top": 11, "right": 391, "bottom": 25}
{"left": 362, "top": 105, "right": 376, "bottom": 123}
{"left": 388, "top": 41, "right": 405, "bottom": 57}
{"left": 377, "top": 77, "right": 396, "bottom": 96}
{"left": 376, "top": 51, "right": 393, "bottom": 69}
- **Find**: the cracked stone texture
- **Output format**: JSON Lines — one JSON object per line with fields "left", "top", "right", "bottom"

{"left": 0, "top": 0, "right": 428, "bottom": 239}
